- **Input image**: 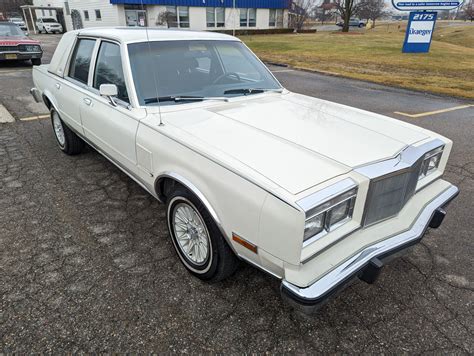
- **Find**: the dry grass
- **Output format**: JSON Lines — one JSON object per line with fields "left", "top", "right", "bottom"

{"left": 241, "top": 24, "right": 474, "bottom": 99}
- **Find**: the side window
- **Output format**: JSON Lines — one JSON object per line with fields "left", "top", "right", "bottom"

{"left": 68, "top": 38, "right": 96, "bottom": 84}
{"left": 93, "top": 41, "right": 129, "bottom": 103}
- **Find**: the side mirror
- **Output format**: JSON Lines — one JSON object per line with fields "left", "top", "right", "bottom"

{"left": 99, "top": 84, "right": 118, "bottom": 106}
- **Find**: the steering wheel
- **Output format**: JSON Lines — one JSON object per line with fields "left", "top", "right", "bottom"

{"left": 212, "top": 72, "right": 241, "bottom": 84}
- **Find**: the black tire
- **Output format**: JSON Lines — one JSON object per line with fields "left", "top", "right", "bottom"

{"left": 50, "top": 108, "right": 84, "bottom": 155}
{"left": 31, "top": 58, "right": 41, "bottom": 66}
{"left": 166, "top": 187, "right": 239, "bottom": 282}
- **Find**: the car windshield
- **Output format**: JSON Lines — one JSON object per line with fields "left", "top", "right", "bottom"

{"left": 128, "top": 40, "right": 282, "bottom": 106}
{"left": 42, "top": 18, "right": 57, "bottom": 23}
{"left": 0, "top": 23, "right": 24, "bottom": 36}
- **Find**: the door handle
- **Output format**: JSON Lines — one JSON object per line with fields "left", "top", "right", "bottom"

{"left": 83, "top": 98, "right": 92, "bottom": 106}
{"left": 55, "top": 83, "right": 61, "bottom": 89}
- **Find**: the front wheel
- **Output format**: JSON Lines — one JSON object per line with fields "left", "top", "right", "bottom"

{"left": 166, "top": 187, "right": 239, "bottom": 282}
{"left": 31, "top": 58, "right": 41, "bottom": 66}
{"left": 50, "top": 108, "right": 84, "bottom": 155}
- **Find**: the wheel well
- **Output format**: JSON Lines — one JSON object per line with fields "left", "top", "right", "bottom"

{"left": 42, "top": 95, "right": 52, "bottom": 110}
{"left": 155, "top": 177, "right": 185, "bottom": 203}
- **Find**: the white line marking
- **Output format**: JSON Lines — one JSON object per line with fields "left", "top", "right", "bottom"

{"left": 272, "top": 69, "right": 295, "bottom": 73}
{"left": 0, "top": 104, "right": 15, "bottom": 123}
{"left": 395, "top": 104, "right": 473, "bottom": 118}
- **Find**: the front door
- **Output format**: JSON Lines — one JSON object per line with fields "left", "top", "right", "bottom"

{"left": 80, "top": 40, "right": 139, "bottom": 172}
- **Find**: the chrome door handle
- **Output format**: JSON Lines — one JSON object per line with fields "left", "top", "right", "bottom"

{"left": 83, "top": 98, "right": 92, "bottom": 106}
{"left": 55, "top": 83, "right": 61, "bottom": 89}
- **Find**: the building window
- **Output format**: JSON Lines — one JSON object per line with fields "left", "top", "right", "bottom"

{"left": 276, "top": 9, "right": 284, "bottom": 27}
{"left": 240, "top": 8, "right": 256, "bottom": 27}
{"left": 166, "top": 6, "right": 188, "bottom": 28}
{"left": 84, "top": 10, "right": 89, "bottom": 21}
{"left": 269, "top": 9, "right": 276, "bottom": 26}
{"left": 95, "top": 10, "right": 102, "bottom": 21}
{"left": 49, "top": 9, "right": 53, "bottom": 16}
{"left": 270, "top": 9, "right": 284, "bottom": 27}
{"left": 206, "top": 7, "right": 225, "bottom": 28}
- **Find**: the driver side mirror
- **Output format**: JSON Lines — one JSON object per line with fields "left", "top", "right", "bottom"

{"left": 99, "top": 84, "right": 118, "bottom": 107}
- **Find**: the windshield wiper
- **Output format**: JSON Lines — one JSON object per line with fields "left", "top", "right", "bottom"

{"left": 223, "top": 88, "right": 284, "bottom": 95}
{"left": 144, "top": 96, "right": 229, "bottom": 104}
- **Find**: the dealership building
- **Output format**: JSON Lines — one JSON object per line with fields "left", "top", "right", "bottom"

{"left": 29, "top": 0, "right": 290, "bottom": 33}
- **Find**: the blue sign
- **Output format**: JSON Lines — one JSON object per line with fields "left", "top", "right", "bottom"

{"left": 392, "top": 0, "right": 463, "bottom": 11}
{"left": 402, "top": 12, "right": 437, "bottom": 53}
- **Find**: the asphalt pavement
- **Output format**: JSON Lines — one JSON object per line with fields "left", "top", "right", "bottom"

{"left": 0, "top": 34, "right": 473, "bottom": 353}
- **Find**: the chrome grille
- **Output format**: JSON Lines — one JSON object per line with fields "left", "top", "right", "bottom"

{"left": 363, "top": 161, "right": 421, "bottom": 226}
{"left": 0, "top": 45, "right": 19, "bottom": 52}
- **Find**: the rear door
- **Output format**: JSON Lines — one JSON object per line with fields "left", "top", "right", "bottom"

{"left": 80, "top": 39, "right": 140, "bottom": 173}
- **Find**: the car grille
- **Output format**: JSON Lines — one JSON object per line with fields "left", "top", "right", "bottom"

{"left": 363, "top": 161, "right": 421, "bottom": 226}
{"left": 0, "top": 45, "right": 19, "bottom": 52}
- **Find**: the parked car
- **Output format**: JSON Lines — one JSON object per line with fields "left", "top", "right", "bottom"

{"left": 31, "top": 29, "right": 458, "bottom": 313}
{"left": 36, "top": 17, "right": 63, "bottom": 34}
{"left": 0, "top": 21, "right": 42, "bottom": 65}
{"left": 9, "top": 16, "right": 27, "bottom": 31}
{"left": 337, "top": 18, "right": 366, "bottom": 28}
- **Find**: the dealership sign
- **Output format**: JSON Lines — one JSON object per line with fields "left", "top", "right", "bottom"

{"left": 392, "top": 0, "right": 463, "bottom": 10}
{"left": 402, "top": 12, "right": 438, "bottom": 53}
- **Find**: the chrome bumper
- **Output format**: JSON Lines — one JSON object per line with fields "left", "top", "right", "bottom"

{"left": 30, "top": 88, "right": 43, "bottom": 103}
{"left": 281, "top": 184, "right": 459, "bottom": 313}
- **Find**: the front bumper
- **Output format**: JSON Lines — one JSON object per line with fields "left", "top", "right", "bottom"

{"left": 0, "top": 52, "right": 42, "bottom": 61}
{"left": 281, "top": 184, "right": 459, "bottom": 313}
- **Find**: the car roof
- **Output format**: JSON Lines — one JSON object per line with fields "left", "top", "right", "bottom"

{"left": 76, "top": 27, "right": 239, "bottom": 43}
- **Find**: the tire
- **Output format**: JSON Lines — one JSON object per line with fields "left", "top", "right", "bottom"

{"left": 166, "top": 187, "right": 239, "bottom": 282}
{"left": 31, "top": 58, "right": 41, "bottom": 66}
{"left": 50, "top": 108, "right": 84, "bottom": 155}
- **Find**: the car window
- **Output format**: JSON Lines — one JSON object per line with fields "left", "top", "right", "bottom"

{"left": 68, "top": 38, "right": 96, "bottom": 84}
{"left": 42, "top": 18, "right": 57, "bottom": 23}
{"left": 93, "top": 41, "right": 129, "bottom": 103}
{"left": 0, "top": 23, "right": 23, "bottom": 36}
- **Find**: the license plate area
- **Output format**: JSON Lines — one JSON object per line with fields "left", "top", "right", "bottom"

{"left": 5, "top": 54, "right": 18, "bottom": 60}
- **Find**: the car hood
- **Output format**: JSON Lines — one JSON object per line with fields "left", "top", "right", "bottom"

{"left": 0, "top": 36, "right": 39, "bottom": 45}
{"left": 164, "top": 92, "right": 430, "bottom": 195}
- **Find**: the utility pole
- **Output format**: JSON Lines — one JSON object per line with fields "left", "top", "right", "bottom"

{"left": 233, "top": 0, "right": 236, "bottom": 36}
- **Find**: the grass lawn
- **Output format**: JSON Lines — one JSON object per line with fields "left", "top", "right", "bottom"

{"left": 241, "top": 23, "right": 474, "bottom": 99}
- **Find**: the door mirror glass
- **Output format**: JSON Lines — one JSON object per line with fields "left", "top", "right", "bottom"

{"left": 99, "top": 84, "right": 118, "bottom": 97}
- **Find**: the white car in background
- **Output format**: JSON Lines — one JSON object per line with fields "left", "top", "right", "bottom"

{"left": 30, "top": 28, "right": 458, "bottom": 313}
{"left": 9, "top": 16, "right": 27, "bottom": 31}
{"left": 36, "top": 17, "right": 63, "bottom": 33}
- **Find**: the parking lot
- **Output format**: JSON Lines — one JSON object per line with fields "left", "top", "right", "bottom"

{"left": 1, "top": 34, "right": 473, "bottom": 353}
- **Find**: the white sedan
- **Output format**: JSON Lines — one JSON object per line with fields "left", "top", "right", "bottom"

{"left": 31, "top": 28, "right": 458, "bottom": 313}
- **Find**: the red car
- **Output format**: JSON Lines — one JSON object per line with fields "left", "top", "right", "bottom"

{"left": 0, "top": 21, "right": 42, "bottom": 65}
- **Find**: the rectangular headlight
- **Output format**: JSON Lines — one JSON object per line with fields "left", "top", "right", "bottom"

{"left": 303, "top": 187, "right": 357, "bottom": 242}
{"left": 419, "top": 146, "right": 444, "bottom": 179}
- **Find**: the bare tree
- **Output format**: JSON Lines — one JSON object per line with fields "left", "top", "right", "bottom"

{"left": 358, "top": 0, "right": 387, "bottom": 27}
{"left": 334, "top": 0, "right": 362, "bottom": 32}
{"left": 290, "top": 0, "right": 317, "bottom": 32}
{"left": 316, "top": 1, "right": 338, "bottom": 24}
{"left": 156, "top": 10, "right": 177, "bottom": 28}
{"left": 0, "top": 0, "right": 32, "bottom": 16}
{"left": 463, "top": 0, "right": 474, "bottom": 21}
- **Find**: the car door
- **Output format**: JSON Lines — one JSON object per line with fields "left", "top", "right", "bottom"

{"left": 56, "top": 37, "right": 97, "bottom": 135}
{"left": 80, "top": 39, "right": 140, "bottom": 173}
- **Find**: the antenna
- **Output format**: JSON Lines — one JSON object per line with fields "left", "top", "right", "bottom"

{"left": 140, "top": 0, "right": 164, "bottom": 126}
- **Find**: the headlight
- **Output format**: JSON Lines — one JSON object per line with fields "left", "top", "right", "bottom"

{"left": 419, "top": 146, "right": 444, "bottom": 179}
{"left": 23, "top": 45, "right": 41, "bottom": 52}
{"left": 303, "top": 187, "right": 357, "bottom": 242}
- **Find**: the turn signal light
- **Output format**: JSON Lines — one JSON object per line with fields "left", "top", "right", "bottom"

{"left": 232, "top": 233, "right": 258, "bottom": 254}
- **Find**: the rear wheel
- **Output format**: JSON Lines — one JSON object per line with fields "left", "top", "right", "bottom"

{"left": 166, "top": 187, "right": 239, "bottom": 282}
{"left": 50, "top": 108, "right": 84, "bottom": 155}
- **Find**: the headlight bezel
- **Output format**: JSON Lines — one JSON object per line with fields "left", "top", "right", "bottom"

{"left": 418, "top": 145, "right": 444, "bottom": 180}
{"left": 299, "top": 179, "right": 358, "bottom": 245}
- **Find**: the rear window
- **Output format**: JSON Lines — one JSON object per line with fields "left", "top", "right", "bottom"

{"left": 68, "top": 39, "right": 96, "bottom": 84}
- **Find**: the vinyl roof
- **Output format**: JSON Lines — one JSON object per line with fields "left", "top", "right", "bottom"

{"left": 77, "top": 27, "right": 239, "bottom": 43}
